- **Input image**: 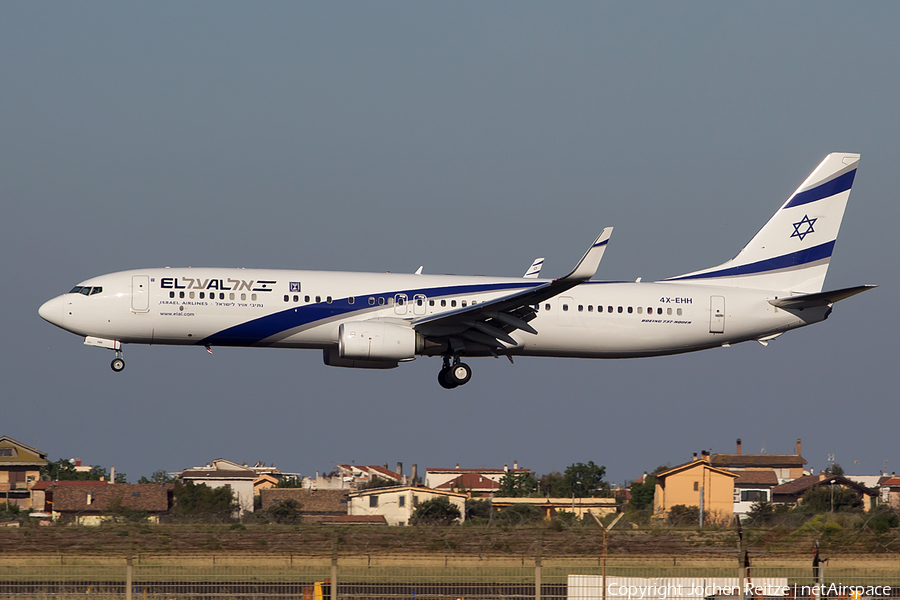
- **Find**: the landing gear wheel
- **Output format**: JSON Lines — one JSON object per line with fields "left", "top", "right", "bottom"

{"left": 438, "top": 367, "right": 458, "bottom": 389}
{"left": 111, "top": 357, "right": 125, "bottom": 373}
{"left": 447, "top": 362, "right": 471, "bottom": 386}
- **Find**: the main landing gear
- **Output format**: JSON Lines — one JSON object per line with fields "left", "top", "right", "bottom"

{"left": 110, "top": 350, "right": 125, "bottom": 373}
{"left": 438, "top": 356, "right": 472, "bottom": 389}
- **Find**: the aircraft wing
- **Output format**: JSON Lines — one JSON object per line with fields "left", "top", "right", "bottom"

{"left": 768, "top": 284, "right": 876, "bottom": 309}
{"left": 413, "top": 227, "right": 612, "bottom": 351}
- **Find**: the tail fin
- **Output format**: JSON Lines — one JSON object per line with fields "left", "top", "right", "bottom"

{"left": 667, "top": 153, "right": 860, "bottom": 293}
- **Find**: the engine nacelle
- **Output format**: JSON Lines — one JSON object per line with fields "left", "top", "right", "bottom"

{"left": 338, "top": 321, "right": 417, "bottom": 362}
{"left": 323, "top": 350, "right": 399, "bottom": 370}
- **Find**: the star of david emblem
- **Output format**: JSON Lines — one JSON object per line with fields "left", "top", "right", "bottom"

{"left": 791, "top": 214, "right": 817, "bottom": 241}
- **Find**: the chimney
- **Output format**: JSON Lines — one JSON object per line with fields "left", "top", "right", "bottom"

{"left": 383, "top": 462, "right": 388, "bottom": 470}
{"left": 514, "top": 460, "right": 518, "bottom": 470}
{"left": 455, "top": 463, "right": 459, "bottom": 469}
{"left": 411, "top": 463, "right": 417, "bottom": 485}
{"left": 110, "top": 466, "right": 115, "bottom": 483}
{"left": 504, "top": 463, "right": 509, "bottom": 472}
{"left": 693, "top": 453, "right": 698, "bottom": 461}
{"left": 75, "top": 458, "right": 82, "bottom": 467}
{"left": 736, "top": 438, "right": 742, "bottom": 455}
{"left": 701, "top": 450, "right": 709, "bottom": 461}
{"left": 796, "top": 438, "right": 802, "bottom": 456}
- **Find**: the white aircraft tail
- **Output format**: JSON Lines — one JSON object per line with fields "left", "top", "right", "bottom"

{"left": 667, "top": 153, "right": 860, "bottom": 293}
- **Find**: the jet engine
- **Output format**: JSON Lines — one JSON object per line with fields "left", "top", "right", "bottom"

{"left": 338, "top": 321, "right": 417, "bottom": 362}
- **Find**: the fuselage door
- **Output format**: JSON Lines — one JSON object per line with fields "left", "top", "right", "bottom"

{"left": 709, "top": 295, "right": 725, "bottom": 333}
{"left": 394, "top": 294, "right": 408, "bottom": 315}
{"left": 558, "top": 296, "right": 574, "bottom": 326}
{"left": 132, "top": 275, "right": 150, "bottom": 313}
{"left": 413, "top": 294, "right": 427, "bottom": 316}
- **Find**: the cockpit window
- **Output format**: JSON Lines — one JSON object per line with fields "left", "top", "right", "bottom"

{"left": 69, "top": 286, "right": 102, "bottom": 296}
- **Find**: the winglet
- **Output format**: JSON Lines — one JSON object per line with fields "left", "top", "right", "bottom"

{"left": 523, "top": 258, "right": 545, "bottom": 278}
{"left": 557, "top": 227, "right": 613, "bottom": 282}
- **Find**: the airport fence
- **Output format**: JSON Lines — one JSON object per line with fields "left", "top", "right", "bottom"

{"left": 0, "top": 553, "right": 898, "bottom": 600}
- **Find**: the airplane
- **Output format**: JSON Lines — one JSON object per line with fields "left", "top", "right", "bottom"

{"left": 39, "top": 153, "right": 875, "bottom": 389}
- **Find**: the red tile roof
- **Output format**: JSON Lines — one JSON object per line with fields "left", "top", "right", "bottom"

{"left": 434, "top": 473, "right": 500, "bottom": 491}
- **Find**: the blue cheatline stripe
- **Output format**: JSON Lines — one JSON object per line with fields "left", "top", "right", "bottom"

{"left": 667, "top": 240, "right": 835, "bottom": 281}
{"left": 198, "top": 280, "right": 543, "bottom": 346}
{"left": 784, "top": 169, "right": 856, "bottom": 209}
{"left": 592, "top": 239, "right": 609, "bottom": 248}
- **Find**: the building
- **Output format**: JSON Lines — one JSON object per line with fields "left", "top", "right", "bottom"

{"left": 653, "top": 453, "right": 739, "bottom": 521}
{"left": 425, "top": 464, "right": 529, "bottom": 490}
{"left": 711, "top": 438, "right": 808, "bottom": 484}
{"left": 433, "top": 472, "right": 500, "bottom": 497}
{"left": 732, "top": 471, "right": 779, "bottom": 517}
{"left": 0, "top": 436, "right": 48, "bottom": 510}
{"left": 260, "top": 488, "right": 349, "bottom": 522}
{"left": 348, "top": 486, "right": 466, "bottom": 526}
{"left": 179, "top": 459, "right": 257, "bottom": 514}
{"left": 491, "top": 496, "right": 617, "bottom": 520}
{"left": 880, "top": 476, "right": 900, "bottom": 510}
{"left": 48, "top": 482, "right": 173, "bottom": 525}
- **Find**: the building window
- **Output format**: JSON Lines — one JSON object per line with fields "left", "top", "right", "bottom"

{"left": 369, "top": 496, "right": 379, "bottom": 508}
{"left": 741, "top": 490, "right": 767, "bottom": 502}
{"left": 693, "top": 482, "right": 699, "bottom": 492}
{"left": 412, "top": 495, "right": 418, "bottom": 506}
{"left": 0, "top": 448, "right": 12, "bottom": 457}
{"left": 399, "top": 496, "right": 406, "bottom": 508}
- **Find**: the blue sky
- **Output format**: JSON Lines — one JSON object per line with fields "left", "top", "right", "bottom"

{"left": 3, "top": 2, "right": 897, "bottom": 486}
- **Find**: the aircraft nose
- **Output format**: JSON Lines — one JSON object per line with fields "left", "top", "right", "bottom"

{"left": 38, "top": 295, "right": 64, "bottom": 326}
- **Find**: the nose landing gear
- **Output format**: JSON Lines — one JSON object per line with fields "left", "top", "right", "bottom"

{"left": 110, "top": 350, "right": 125, "bottom": 373}
{"left": 438, "top": 356, "right": 472, "bottom": 389}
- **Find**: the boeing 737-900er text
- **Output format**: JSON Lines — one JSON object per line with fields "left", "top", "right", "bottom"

{"left": 39, "top": 153, "right": 875, "bottom": 389}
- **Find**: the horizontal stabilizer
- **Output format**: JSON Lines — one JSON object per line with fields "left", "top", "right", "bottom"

{"left": 768, "top": 284, "right": 876, "bottom": 309}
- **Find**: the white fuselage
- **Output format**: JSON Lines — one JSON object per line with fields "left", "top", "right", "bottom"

{"left": 39, "top": 267, "right": 825, "bottom": 359}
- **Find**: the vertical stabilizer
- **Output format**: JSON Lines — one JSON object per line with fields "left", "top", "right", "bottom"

{"left": 666, "top": 153, "right": 860, "bottom": 293}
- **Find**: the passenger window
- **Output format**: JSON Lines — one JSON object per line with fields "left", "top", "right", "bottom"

{"left": 378, "top": 297, "right": 385, "bottom": 305}
{"left": 545, "top": 303, "right": 551, "bottom": 311}
{"left": 240, "top": 293, "right": 245, "bottom": 301}
{"left": 293, "top": 295, "right": 299, "bottom": 302}
{"left": 598, "top": 305, "right": 603, "bottom": 313}
{"left": 677, "top": 308, "right": 683, "bottom": 316}
{"left": 326, "top": 296, "right": 332, "bottom": 304}
{"left": 348, "top": 297, "right": 355, "bottom": 305}
{"left": 199, "top": 292, "right": 205, "bottom": 299}
{"left": 441, "top": 300, "right": 446, "bottom": 307}
{"left": 578, "top": 305, "right": 584, "bottom": 312}
{"left": 667, "top": 308, "right": 672, "bottom": 315}
{"left": 587, "top": 305, "right": 593, "bottom": 312}
{"left": 305, "top": 295, "right": 310, "bottom": 302}
{"left": 451, "top": 300, "right": 457, "bottom": 307}
{"left": 608, "top": 306, "right": 613, "bottom": 313}
{"left": 617, "top": 306, "right": 623, "bottom": 313}
{"left": 251, "top": 294, "right": 257, "bottom": 301}
{"left": 461, "top": 301, "right": 467, "bottom": 307}
{"left": 369, "top": 297, "right": 375, "bottom": 305}
{"left": 220, "top": 293, "right": 226, "bottom": 300}
{"left": 229, "top": 293, "right": 234, "bottom": 300}
{"left": 657, "top": 307, "right": 662, "bottom": 315}
{"left": 171, "top": 291, "right": 176, "bottom": 299}
{"left": 180, "top": 291, "right": 185, "bottom": 299}
{"left": 637, "top": 307, "right": 643, "bottom": 314}
{"left": 627, "top": 306, "right": 633, "bottom": 314}
{"left": 648, "top": 307, "right": 652, "bottom": 314}
{"left": 562, "top": 304, "right": 568, "bottom": 312}
{"left": 316, "top": 296, "right": 321, "bottom": 303}
{"left": 428, "top": 300, "right": 434, "bottom": 306}
{"left": 190, "top": 292, "right": 196, "bottom": 299}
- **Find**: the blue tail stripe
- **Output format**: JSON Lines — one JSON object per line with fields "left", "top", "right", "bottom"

{"left": 784, "top": 169, "right": 856, "bottom": 209}
{"left": 668, "top": 241, "right": 835, "bottom": 281}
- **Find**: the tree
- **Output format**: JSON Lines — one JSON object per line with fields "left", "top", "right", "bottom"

{"left": 498, "top": 472, "right": 537, "bottom": 497}
{"left": 628, "top": 476, "right": 656, "bottom": 512}
{"left": 409, "top": 497, "right": 461, "bottom": 526}
{"left": 358, "top": 477, "right": 397, "bottom": 490}
{"left": 274, "top": 477, "right": 305, "bottom": 488}
{"left": 138, "top": 470, "right": 173, "bottom": 484}
{"left": 266, "top": 499, "right": 303, "bottom": 524}
{"left": 667, "top": 504, "right": 702, "bottom": 526}
{"left": 799, "top": 484, "right": 863, "bottom": 513}
{"left": 560, "top": 461, "right": 607, "bottom": 498}
{"left": 745, "top": 500, "right": 776, "bottom": 526}
{"left": 172, "top": 481, "right": 240, "bottom": 522}
{"left": 465, "top": 498, "right": 492, "bottom": 521}
{"left": 825, "top": 463, "right": 845, "bottom": 476}
{"left": 538, "top": 472, "right": 564, "bottom": 497}
{"left": 41, "top": 459, "right": 126, "bottom": 483}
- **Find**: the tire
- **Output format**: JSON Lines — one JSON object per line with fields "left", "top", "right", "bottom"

{"left": 111, "top": 358, "right": 125, "bottom": 372}
{"left": 448, "top": 362, "right": 472, "bottom": 386}
{"left": 438, "top": 367, "right": 458, "bottom": 389}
